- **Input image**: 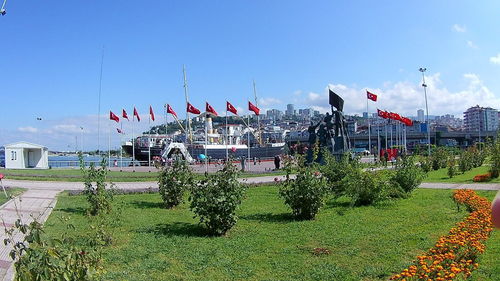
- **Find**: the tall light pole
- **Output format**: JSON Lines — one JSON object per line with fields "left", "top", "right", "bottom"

{"left": 80, "top": 126, "right": 84, "bottom": 153}
{"left": 419, "top": 67, "right": 431, "bottom": 156}
{"left": 36, "top": 117, "right": 42, "bottom": 144}
{"left": 1, "top": 0, "right": 7, "bottom": 15}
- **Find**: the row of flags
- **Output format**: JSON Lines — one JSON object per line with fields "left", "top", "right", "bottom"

{"left": 366, "top": 90, "right": 414, "bottom": 126}
{"left": 108, "top": 101, "right": 261, "bottom": 133}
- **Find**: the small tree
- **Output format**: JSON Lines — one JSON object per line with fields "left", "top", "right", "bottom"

{"left": 490, "top": 133, "right": 500, "bottom": 178}
{"left": 158, "top": 159, "right": 194, "bottom": 208}
{"left": 343, "top": 169, "right": 389, "bottom": 206}
{"left": 280, "top": 155, "right": 328, "bottom": 220}
{"left": 189, "top": 160, "right": 246, "bottom": 235}
{"left": 79, "top": 155, "right": 114, "bottom": 216}
{"left": 390, "top": 156, "right": 425, "bottom": 194}
{"left": 447, "top": 157, "right": 457, "bottom": 178}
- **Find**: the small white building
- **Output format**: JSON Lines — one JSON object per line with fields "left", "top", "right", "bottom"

{"left": 4, "top": 142, "right": 49, "bottom": 169}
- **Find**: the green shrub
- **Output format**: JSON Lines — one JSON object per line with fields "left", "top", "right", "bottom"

{"left": 279, "top": 157, "right": 328, "bottom": 220}
{"left": 5, "top": 217, "right": 103, "bottom": 281}
{"left": 447, "top": 157, "right": 457, "bottom": 178}
{"left": 158, "top": 159, "right": 194, "bottom": 208}
{"left": 189, "top": 160, "right": 246, "bottom": 235}
{"left": 490, "top": 133, "right": 500, "bottom": 178}
{"left": 319, "top": 151, "right": 358, "bottom": 197}
{"left": 79, "top": 155, "right": 114, "bottom": 216}
{"left": 390, "top": 156, "right": 425, "bottom": 194}
{"left": 458, "top": 150, "right": 471, "bottom": 174}
{"left": 343, "top": 169, "right": 389, "bottom": 206}
{"left": 420, "top": 156, "right": 432, "bottom": 173}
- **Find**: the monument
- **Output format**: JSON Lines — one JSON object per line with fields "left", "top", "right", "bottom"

{"left": 306, "top": 89, "right": 350, "bottom": 163}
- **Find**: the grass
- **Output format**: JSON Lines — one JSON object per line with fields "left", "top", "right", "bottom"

{"left": 42, "top": 186, "right": 499, "bottom": 281}
{"left": 0, "top": 168, "right": 285, "bottom": 182}
{"left": 0, "top": 187, "right": 26, "bottom": 205}
{"left": 424, "top": 165, "right": 500, "bottom": 184}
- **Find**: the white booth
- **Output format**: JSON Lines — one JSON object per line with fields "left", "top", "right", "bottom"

{"left": 4, "top": 142, "right": 49, "bottom": 169}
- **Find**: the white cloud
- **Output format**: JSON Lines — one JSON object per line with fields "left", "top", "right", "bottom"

{"left": 452, "top": 24, "right": 466, "bottom": 33}
{"left": 489, "top": 53, "right": 500, "bottom": 64}
{"left": 53, "top": 124, "right": 83, "bottom": 133}
{"left": 17, "top": 126, "right": 38, "bottom": 133}
{"left": 467, "top": 40, "right": 478, "bottom": 49}
{"left": 258, "top": 97, "right": 282, "bottom": 106}
{"left": 298, "top": 73, "right": 500, "bottom": 118}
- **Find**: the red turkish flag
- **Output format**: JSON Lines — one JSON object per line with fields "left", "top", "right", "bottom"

{"left": 149, "top": 105, "right": 155, "bottom": 121}
{"left": 109, "top": 111, "right": 120, "bottom": 123}
{"left": 226, "top": 101, "right": 238, "bottom": 115}
{"left": 187, "top": 103, "right": 201, "bottom": 114}
{"left": 389, "top": 112, "right": 402, "bottom": 121}
{"left": 367, "top": 91, "right": 378, "bottom": 102}
{"left": 377, "top": 109, "right": 388, "bottom": 119}
{"left": 248, "top": 101, "right": 260, "bottom": 115}
{"left": 133, "top": 107, "right": 141, "bottom": 122}
{"left": 166, "top": 104, "right": 177, "bottom": 118}
{"left": 205, "top": 102, "right": 218, "bottom": 116}
{"left": 122, "top": 109, "right": 129, "bottom": 121}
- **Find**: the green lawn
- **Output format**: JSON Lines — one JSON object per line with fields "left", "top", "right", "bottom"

{"left": 0, "top": 188, "right": 25, "bottom": 205}
{"left": 0, "top": 169, "right": 285, "bottom": 182}
{"left": 42, "top": 187, "right": 500, "bottom": 281}
{"left": 424, "top": 165, "right": 500, "bottom": 184}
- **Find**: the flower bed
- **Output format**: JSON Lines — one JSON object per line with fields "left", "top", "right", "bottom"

{"left": 390, "top": 189, "right": 493, "bottom": 280}
{"left": 473, "top": 173, "right": 491, "bottom": 182}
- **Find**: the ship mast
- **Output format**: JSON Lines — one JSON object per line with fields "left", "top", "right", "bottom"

{"left": 183, "top": 65, "right": 192, "bottom": 143}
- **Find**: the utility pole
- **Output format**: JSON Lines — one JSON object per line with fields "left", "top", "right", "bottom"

{"left": 419, "top": 67, "right": 431, "bottom": 156}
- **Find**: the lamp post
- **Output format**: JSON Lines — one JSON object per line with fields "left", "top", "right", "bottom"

{"left": 36, "top": 117, "right": 42, "bottom": 144}
{"left": 419, "top": 67, "right": 431, "bottom": 156}
{"left": 1, "top": 0, "right": 7, "bottom": 16}
{"left": 80, "top": 126, "right": 84, "bottom": 153}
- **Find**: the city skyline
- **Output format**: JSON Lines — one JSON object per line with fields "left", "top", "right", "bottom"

{"left": 2, "top": 1, "right": 500, "bottom": 150}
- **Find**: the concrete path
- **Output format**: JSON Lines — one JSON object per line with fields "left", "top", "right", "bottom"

{"left": 0, "top": 188, "right": 59, "bottom": 281}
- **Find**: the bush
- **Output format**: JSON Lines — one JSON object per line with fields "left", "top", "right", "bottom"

{"left": 319, "top": 151, "right": 358, "bottom": 197}
{"left": 5, "top": 217, "right": 103, "bottom": 281}
{"left": 79, "top": 155, "right": 114, "bottom": 216}
{"left": 458, "top": 150, "right": 471, "bottom": 174}
{"left": 430, "top": 147, "right": 449, "bottom": 170}
{"left": 489, "top": 133, "right": 500, "bottom": 178}
{"left": 189, "top": 160, "right": 246, "bottom": 235}
{"left": 343, "top": 169, "right": 389, "bottom": 206}
{"left": 447, "top": 157, "right": 457, "bottom": 178}
{"left": 419, "top": 156, "right": 432, "bottom": 173}
{"left": 390, "top": 156, "right": 425, "bottom": 194}
{"left": 279, "top": 157, "right": 328, "bottom": 220}
{"left": 473, "top": 173, "right": 492, "bottom": 182}
{"left": 158, "top": 159, "right": 194, "bottom": 208}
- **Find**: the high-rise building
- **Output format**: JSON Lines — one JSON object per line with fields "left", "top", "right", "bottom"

{"left": 417, "top": 109, "right": 425, "bottom": 122}
{"left": 362, "top": 112, "right": 368, "bottom": 118}
{"left": 463, "top": 105, "right": 499, "bottom": 132}
{"left": 286, "top": 104, "right": 295, "bottom": 117}
{"left": 266, "top": 109, "right": 283, "bottom": 121}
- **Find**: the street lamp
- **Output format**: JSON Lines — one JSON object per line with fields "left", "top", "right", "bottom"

{"left": 1, "top": 0, "right": 7, "bottom": 16}
{"left": 419, "top": 67, "right": 431, "bottom": 156}
{"left": 80, "top": 126, "right": 84, "bottom": 153}
{"left": 36, "top": 117, "right": 42, "bottom": 144}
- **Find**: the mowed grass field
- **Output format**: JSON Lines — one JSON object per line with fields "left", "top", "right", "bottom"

{"left": 0, "top": 188, "right": 25, "bottom": 205}
{"left": 43, "top": 186, "right": 499, "bottom": 281}
{"left": 424, "top": 165, "right": 500, "bottom": 184}
{"left": 0, "top": 168, "right": 285, "bottom": 182}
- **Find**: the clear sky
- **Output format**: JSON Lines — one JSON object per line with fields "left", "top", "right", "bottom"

{"left": 1, "top": 1, "right": 500, "bottom": 150}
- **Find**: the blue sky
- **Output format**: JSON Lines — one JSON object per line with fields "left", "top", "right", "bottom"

{"left": 1, "top": 1, "right": 500, "bottom": 150}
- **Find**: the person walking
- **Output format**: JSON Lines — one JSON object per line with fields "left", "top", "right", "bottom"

{"left": 274, "top": 155, "right": 281, "bottom": 170}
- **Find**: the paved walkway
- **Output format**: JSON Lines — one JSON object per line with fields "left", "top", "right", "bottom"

{"left": 0, "top": 188, "right": 59, "bottom": 281}
{"left": 0, "top": 177, "right": 498, "bottom": 280}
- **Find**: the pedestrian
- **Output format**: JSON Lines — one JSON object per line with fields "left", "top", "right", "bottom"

{"left": 274, "top": 155, "right": 281, "bottom": 170}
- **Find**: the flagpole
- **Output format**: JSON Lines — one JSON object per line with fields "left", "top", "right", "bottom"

{"left": 97, "top": 47, "right": 104, "bottom": 156}
{"left": 148, "top": 113, "right": 151, "bottom": 168}
{"left": 205, "top": 113, "right": 208, "bottom": 173}
{"left": 367, "top": 95, "right": 371, "bottom": 155}
{"left": 253, "top": 80, "right": 261, "bottom": 145}
{"left": 225, "top": 108, "right": 228, "bottom": 161}
{"left": 385, "top": 119, "right": 388, "bottom": 151}
{"left": 390, "top": 120, "right": 393, "bottom": 149}
{"left": 377, "top": 116, "right": 380, "bottom": 162}
{"left": 120, "top": 122, "right": 123, "bottom": 169}
{"left": 132, "top": 106, "right": 135, "bottom": 170}
{"left": 108, "top": 120, "right": 111, "bottom": 169}
{"left": 247, "top": 113, "right": 250, "bottom": 170}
